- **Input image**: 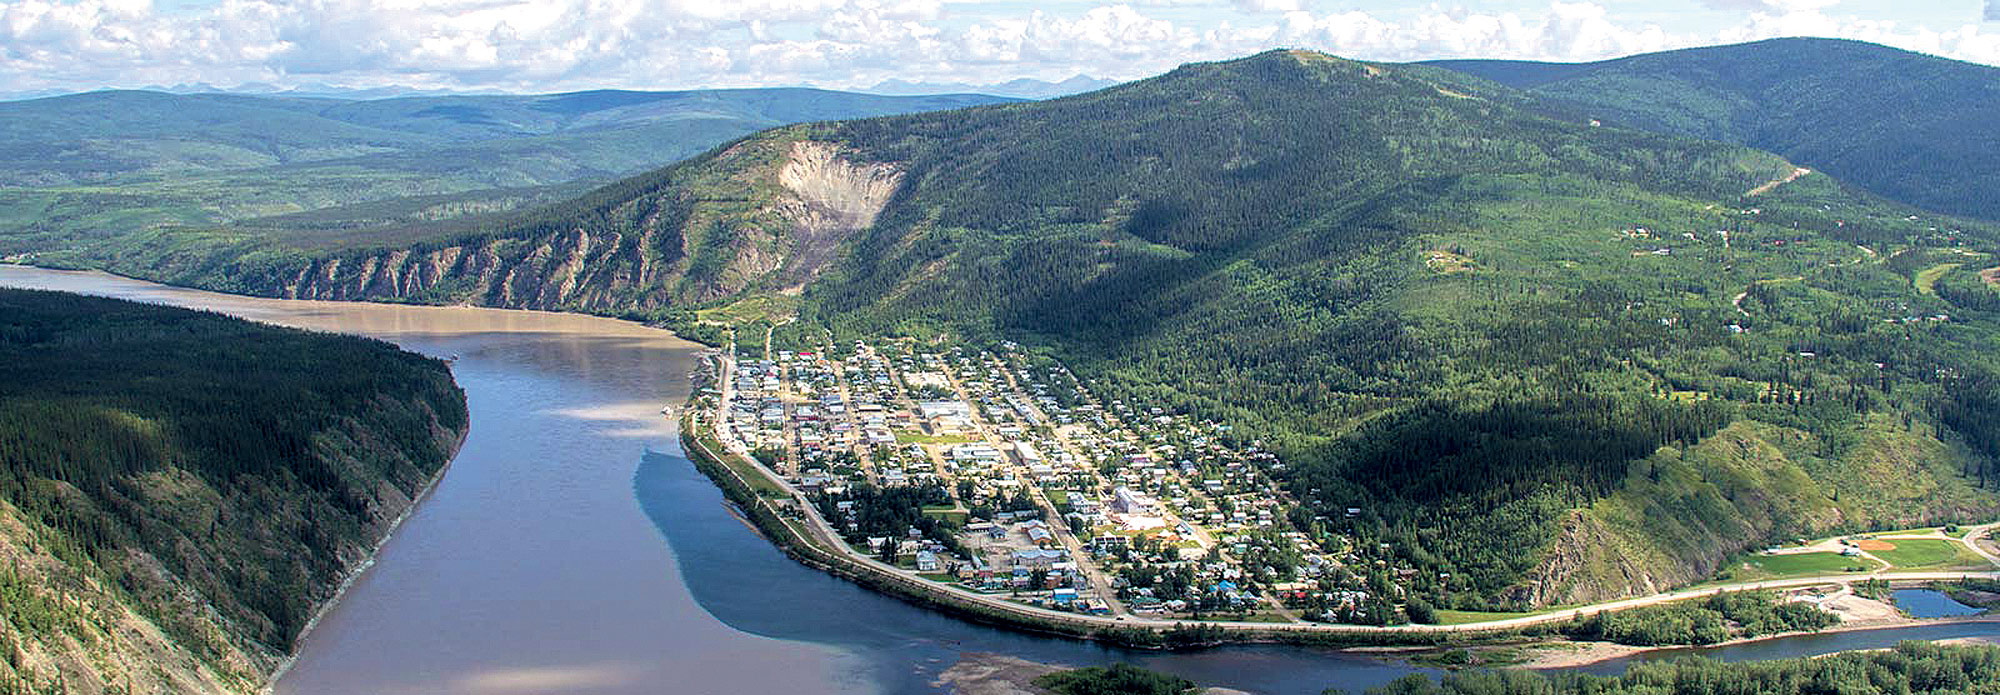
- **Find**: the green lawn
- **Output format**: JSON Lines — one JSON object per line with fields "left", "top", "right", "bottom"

{"left": 698, "top": 433, "right": 791, "bottom": 498}
{"left": 895, "top": 431, "right": 980, "bottom": 445}
{"left": 922, "top": 506, "right": 970, "bottom": 524}
{"left": 1733, "top": 552, "right": 1878, "bottom": 580}
{"left": 1433, "top": 609, "right": 1540, "bottom": 625}
{"left": 1871, "top": 539, "right": 1987, "bottom": 569}
{"left": 1916, "top": 262, "right": 1965, "bottom": 296}
{"left": 697, "top": 294, "right": 800, "bottom": 325}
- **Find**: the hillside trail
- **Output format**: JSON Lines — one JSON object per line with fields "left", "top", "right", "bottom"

{"left": 1731, "top": 275, "right": 1805, "bottom": 318}
{"left": 1747, "top": 167, "right": 1812, "bottom": 197}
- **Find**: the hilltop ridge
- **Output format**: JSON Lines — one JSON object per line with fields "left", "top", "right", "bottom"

{"left": 16, "top": 45, "right": 2000, "bottom": 611}
{"left": 1426, "top": 37, "right": 2000, "bottom": 221}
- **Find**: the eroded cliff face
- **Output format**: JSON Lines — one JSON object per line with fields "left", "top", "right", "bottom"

{"left": 257, "top": 136, "right": 901, "bottom": 315}
{"left": 774, "top": 141, "right": 903, "bottom": 289}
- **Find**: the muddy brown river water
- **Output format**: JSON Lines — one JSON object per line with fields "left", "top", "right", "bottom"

{"left": 2, "top": 264, "right": 1993, "bottom": 695}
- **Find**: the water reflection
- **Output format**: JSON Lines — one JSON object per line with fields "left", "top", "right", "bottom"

{"left": 1894, "top": 589, "right": 1984, "bottom": 619}
{"left": 0, "top": 266, "right": 857, "bottom": 695}
{"left": 6, "top": 265, "right": 1997, "bottom": 695}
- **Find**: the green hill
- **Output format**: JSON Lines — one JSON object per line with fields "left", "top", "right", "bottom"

{"left": 0, "top": 289, "right": 467, "bottom": 693}
{"left": 27, "top": 48, "right": 2000, "bottom": 610}
{"left": 0, "top": 88, "right": 1016, "bottom": 257}
{"left": 1426, "top": 37, "right": 2000, "bottom": 221}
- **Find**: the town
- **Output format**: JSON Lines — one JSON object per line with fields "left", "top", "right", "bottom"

{"left": 694, "top": 332, "right": 1416, "bottom": 626}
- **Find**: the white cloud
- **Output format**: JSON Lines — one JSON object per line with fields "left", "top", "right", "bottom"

{"left": 0, "top": 0, "right": 1994, "bottom": 94}
{"left": 1237, "top": 0, "right": 1301, "bottom": 13}
{"left": 1701, "top": 0, "right": 1837, "bottom": 12}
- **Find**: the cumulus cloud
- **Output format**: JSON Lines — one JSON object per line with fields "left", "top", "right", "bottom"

{"left": 0, "top": 0, "right": 1994, "bottom": 95}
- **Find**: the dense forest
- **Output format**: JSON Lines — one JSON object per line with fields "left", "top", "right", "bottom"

{"left": 1359, "top": 642, "right": 2000, "bottom": 695}
{"left": 1033, "top": 664, "right": 1196, "bottom": 695}
{"left": 15, "top": 46, "right": 2000, "bottom": 609}
{"left": 776, "top": 50, "right": 2000, "bottom": 607}
{"left": 1570, "top": 591, "right": 1839, "bottom": 647}
{"left": 1428, "top": 37, "right": 2000, "bottom": 221}
{"left": 0, "top": 289, "right": 466, "bottom": 693}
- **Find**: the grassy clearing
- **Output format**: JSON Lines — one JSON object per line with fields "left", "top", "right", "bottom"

{"left": 1732, "top": 552, "right": 1877, "bottom": 580}
{"left": 922, "top": 506, "right": 969, "bottom": 524}
{"left": 895, "top": 431, "right": 979, "bottom": 445}
{"left": 1433, "top": 609, "right": 1541, "bottom": 625}
{"left": 1916, "top": 262, "right": 1965, "bottom": 296}
{"left": 697, "top": 294, "right": 800, "bottom": 325}
{"left": 1871, "top": 538, "right": 1985, "bottom": 569}
{"left": 697, "top": 431, "right": 791, "bottom": 498}
{"left": 1425, "top": 249, "right": 1475, "bottom": 274}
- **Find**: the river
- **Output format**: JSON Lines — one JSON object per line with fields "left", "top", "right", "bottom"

{"left": 1, "top": 265, "right": 1994, "bottom": 694}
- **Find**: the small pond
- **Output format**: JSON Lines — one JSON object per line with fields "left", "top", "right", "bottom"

{"left": 1894, "top": 589, "right": 1985, "bottom": 619}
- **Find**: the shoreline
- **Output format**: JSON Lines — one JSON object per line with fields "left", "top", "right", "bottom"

{"left": 13, "top": 262, "right": 1997, "bottom": 662}
{"left": 0, "top": 262, "right": 723, "bottom": 346}
{"left": 260, "top": 423, "right": 472, "bottom": 692}
{"left": 1515, "top": 613, "right": 2000, "bottom": 669}
{"left": 677, "top": 391, "right": 2000, "bottom": 649}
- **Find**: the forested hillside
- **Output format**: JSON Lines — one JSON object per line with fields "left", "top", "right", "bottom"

{"left": 1050, "top": 642, "right": 2000, "bottom": 694}
{"left": 0, "top": 289, "right": 467, "bottom": 694}
{"left": 1364, "top": 641, "right": 2000, "bottom": 694}
{"left": 0, "top": 88, "right": 1013, "bottom": 259}
{"left": 788, "top": 50, "right": 2000, "bottom": 607}
{"left": 21, "top": 48, "right": 2000, "bottom": 610}
{"left": 1427, "top": 38, "right": 2000, "bottom": 221}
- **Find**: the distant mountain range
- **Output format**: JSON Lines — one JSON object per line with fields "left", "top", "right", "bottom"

{"left": 1426, "top": 37, "right": 2000, "bottom": 220}
{"left": 1, "top": 75, "right": 1123, "bottom": 103}
{"left": 0, "top": 87, "right": 1017, "bottom": 250}
{"left": 865, "top": 75, "right": 1120, "bottom": 99}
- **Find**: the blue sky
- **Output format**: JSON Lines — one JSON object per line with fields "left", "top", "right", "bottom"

{"left": 0, "top": 0, "right": 1995, "bottom": 94}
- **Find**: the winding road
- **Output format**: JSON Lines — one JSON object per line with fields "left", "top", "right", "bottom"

{"left": 695, "top": 359, "right": 2000, "bottom": 638}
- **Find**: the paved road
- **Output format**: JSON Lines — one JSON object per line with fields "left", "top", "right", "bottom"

{"left": 694, "top": 390, "right": 2000, "bottom": 637}
{"left": 1960, "top": 524, "right": 2000, "bottom": 567}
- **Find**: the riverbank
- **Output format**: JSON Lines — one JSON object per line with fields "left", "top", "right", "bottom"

{"left": 264, "top": 424, "right": 472, "bottom": 691}
{"left": 935, "top": 653, "right": 1255, "bottom": 695}
{"left": 1514, "top": 613, "right": 2000, "bottom": 669}
{"left": 679, "top": 397, "right": 2000, "bottom": 653}
{"left": 679, "top": 407, "right": 1611, "bottom": 651}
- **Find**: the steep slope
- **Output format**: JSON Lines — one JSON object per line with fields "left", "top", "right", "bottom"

{"left": 0, "top": 289, "right": 467, "bottom": 693}
{"left": 1426, "top": 38, "right": 2000, "bottom": 221}
{"left": 35, "top": 49, "right": 2000, "bottom": 610}
{"left": 69, "top": 128, "right": 918, "bottom": 314}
